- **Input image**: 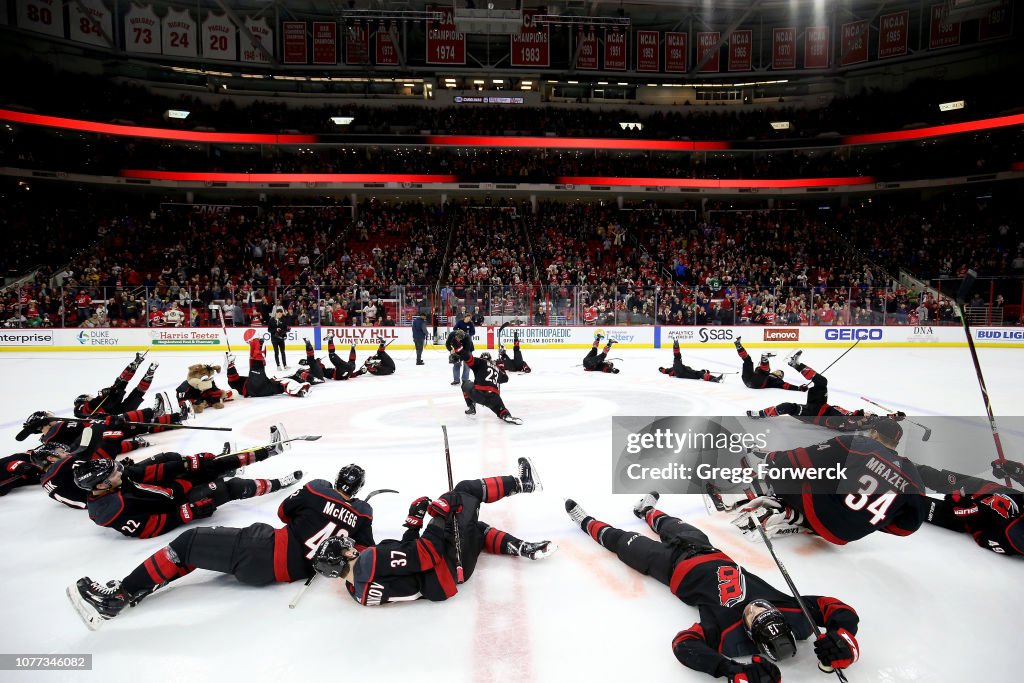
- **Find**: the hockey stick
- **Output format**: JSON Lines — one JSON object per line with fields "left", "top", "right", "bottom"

{"left": 858, "top": 397, "right": 932, "bottom": 441}
{"left": 215, "top": 435, "right": 322, "bottom": 460}
{"left": 955, "top": 270, "right": 1013, "bottom": 488}
{"left": 217, "top": 307, "right": 233, "bottom": 354}
{"left": 799, "top": 340, "right": 860, "bottom": 389}
{"left": 52, "top": 416, "right": 232, "bottom": 432}
{"left": 441, "top": 424, "right": 465, "bottom": 583}
{"left": 365, "top": 488, "right": 399, "bottom": 502}
{"left": 739, "top": 456, "right": 848, "bottom": 682}
{"left": 289, "top": 574, "right": 317, "bottom": 609}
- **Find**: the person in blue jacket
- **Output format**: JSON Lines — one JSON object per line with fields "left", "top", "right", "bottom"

{"left": 412, "top": 313, "right": 428, "bottom": 366}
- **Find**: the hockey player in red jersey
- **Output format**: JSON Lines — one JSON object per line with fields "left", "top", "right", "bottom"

{"left": 565, "top": 493, "right": 861, "bottom": 681}
{"left": 225, "top": 337, "right": 311, "bottom": 397}
{"left": 733, "top": 417, "right": 930, "bottom": 545}
{"left": 659, "top": 339, "right": 723, "bottom": 383}
{"left": 74, "top": 433, "right": 301, "bottom": 538}
{"left": 313, "top": 458, "right": 554, "bottom": 605}
{"left": 917, "top": 459, "right": 1024, "bottom": 556}
{"left": 74, "top": 352, "right": 159, "bottom": 418}
{"left": 734, "top": 337, "right": 805, "bottom": 391}
{"left": 66, "top": 464, "right": 375, "bottom": 630}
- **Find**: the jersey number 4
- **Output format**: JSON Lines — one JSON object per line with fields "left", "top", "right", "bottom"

{"left": 303, "top": 521, "right": 350, "bottom": 560}
{"left": 843, "top": 474, "right": 896, "bottom": 525}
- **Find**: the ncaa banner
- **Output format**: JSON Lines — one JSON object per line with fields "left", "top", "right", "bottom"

{"left": 576, "top": 28, "right": 598, "bottom": 69}
{"left": 510, "top": 10, "right": 549, "bottom": 68}
{"left": 878, "top": 11, "right": 909, "bottom": 59}
{"left": 124, "top": 3, "right": 161, "bottom": 54}
{"left": 980, "top": 0, "right": 1012, "bottom": 40}
{"left": 728, "top": 29, "right": 752, "bottom": 71}
{"left": 772, "top": 27, "right": 795, "bottom": 69}
{"left": 604, "top": 28, "right": 627, "bottom": 70}
{"left": 344, "top": 20, "right": 370, "bottom": 64}
{"left": 665, "top": 32, "right": 687, "bottom": 72}
{"left": 840, "top": 19, "right": 869, "bottom": 66}
{"left": 929, "top": 2, "right": 961, "bottom": 49}
{"left": 804, "top": 26, "right": 829, "bottom": 68}
{"left": 696, "top": 31, "right": 720, "bottom": 72}
{"left": 426, "top": 4, "right": 465, "bottom": 65}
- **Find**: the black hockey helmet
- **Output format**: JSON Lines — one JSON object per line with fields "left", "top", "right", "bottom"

{"left": 479, "top": 352, "right": 492, "bottom": 362}
{"left": 743, "top": 599, "right": 797, "bottom": 662}
{"left": 16, "top": 410, "right": 54, "bottom": 441}
{"left": 29, "top": 444, "right": 72, "bottom": 469}
{"left": 313, "top": 536, "right": 359, "bottom": 579}
{"left": 335, "top": 463, "right": 365, "bottom": 497}
{"left": 75, "top": 394, "right": 94, "bottom": 410}
{"left": 73, "top": 458, "right": 122, "bottom": 491}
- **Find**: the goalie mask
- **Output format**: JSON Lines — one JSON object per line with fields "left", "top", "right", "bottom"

{"left": 743, "top": 599, "right": 797, "bottom": 662}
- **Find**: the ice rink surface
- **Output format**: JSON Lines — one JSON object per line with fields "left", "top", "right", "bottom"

{"left": 1, "top": 342, "right": 1022, "bottom": 682}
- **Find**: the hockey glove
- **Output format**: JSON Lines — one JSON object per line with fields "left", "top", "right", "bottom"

{"left": 813, "top": 628, "right": 859, "bottom": 670}
{"left": 405, "top": 496, "right": 430, "bottom": 528}
{"left": 448, "top": 352, "right": 460, "bottom": 365}
{"left": 992, "top": 459, "right": 1024, "bottom": 485}
{"left": 7, "top": 460, "right": 40, "bottom": 476}
{"left": 722, "top": 656, "right": 781, "bottom": 683}
{"left": 104, "top": 414, "right": 128, "bottom": 427}
{"left": 428, "top": 493, "right": 462, "bottom": 519}
{"left": 950, "top": 490, "right": 980, "bottom": 517}
{"left": 732, "top": 496, "right": 806, "bottom": 537}
{"left": 182, "top": 452, "right": 216, "bottom": 471}
{"left": 130, "top": 436, "right": 150, "bottom": 448}
{"left": 180, "top": 498, "right": 216, "bottom": 522}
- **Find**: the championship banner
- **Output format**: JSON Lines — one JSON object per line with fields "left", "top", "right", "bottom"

{"left": 426, "top": 4, "right": 465, "bottom": 65}
{"left": 696, "top": 31, "right": 720, "bottom": 72}
{"left": 69, "top": 0, "right": 113, "bottom": 47}
{"left": 202, "top": 12, "right": 236, "bottom": 60}
{"left": 575, "top": 28, "right": 598, "bottom": 69}
{"left": 282, "top": 21, "right": 306, "bottom": 63}
{"left": 929, "top": 2, "right": 961, "bottom": 49}
{"left": 124, "top": 3, "right": 160, "bottom": 54}
{"left": 241, "top": 17, "right": 273, "bottom": 63}
{"left": 604, "top": 28, "right": 627, "bottom": 70}
{"left": 344, "top": 20, "right": 370, "bottom": 64}
{"left": 375, "top": 22, "right": 399, "bottom": 65}
{"left": 636, "top": 30, "right": 658, "bottom": 72}
{"left": 510, "top": 10, "right": 549, "bottom": 68}
{"left": 162, "top": 7, "right": 196, "bottom": 57}
{"left": 979, "top": 0, "right": 1012, "bottom": 40}
{"left": 840, "top": 19, "right": 869, "bottom": 66}
{"left": 312, "top": 21, "right": 336, "bottom": 64}
{"left": 665, "top": 31, "right": 687, "bottom": 73}
{"left": 728, "top": 29, "right": 752, "bottom": 71}
{"left": 878, "top": 11, "right": 909, "bottom": 59}
{"left": 804, "top": 25, "right": 829, "bottom": 68}
{"left": 16, "top": 0, "right": 65, "bottom": 38}
{"left": 771, "top": 27, "right": 795, "bottom": 69}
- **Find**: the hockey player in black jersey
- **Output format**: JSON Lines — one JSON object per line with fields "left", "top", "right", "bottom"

{"left": 225, "top": 337, "right": 311, "bottom": 398}
{"left": 74, "top": 352, "right": 159, "bottom": 418}
{"left": 565, "top": 493, "right": 861, "bottom": 681}
{"left": 313, "top": 457, "right": 554, "bottom": 606}
{"left": 66, "top": 464, "right": 374, "bottom": 630}
{"left": 917, "top": 459, "right": 1024, "bottom": 557}
{"left": 74, "top": 433, "right": 300, "bottom": 538}
{"left": 659, "top": 339, "right": 723, "bottom": 383}
{"left": 497, "top": 331, "right": 532, "bottom": 373}
{"left": 298, "top": 335, "right": 359, "bottom": 381}
{"left": 351, "top": 337, "right": 396, "bottom": 377}
{"left": 583, "top": 332, "right": 618, "bottom": 373}
{"left": 733, "top": 417, "right": 929, "bottom": 545}
{"left": 17, "top": 399, "right": 190, "bottom": 446}
{"left": 36, "top": 422, "right": 152, "bottom": 510}
{"left": 0, "top": 453, "right": 42, "bottom": 497}
{"left": 734, "top": 338, "right": 805, "bottom": 391}
{"left": 451, "top": 344, "right": 522, "bottom": 424}
{"left": 746, "top": 351, "right": 866, "bottom": 426}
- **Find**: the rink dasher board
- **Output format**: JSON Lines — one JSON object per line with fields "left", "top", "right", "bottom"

{"left": 0, "top": 325, "right": 1020, "bottom": 352}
